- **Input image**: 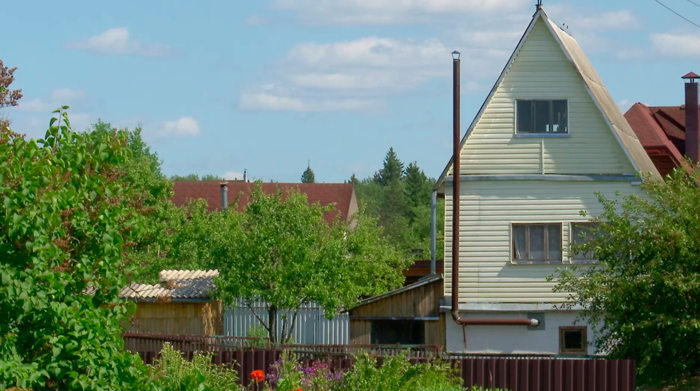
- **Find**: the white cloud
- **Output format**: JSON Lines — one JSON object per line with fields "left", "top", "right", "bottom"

{"left": 617, "top": 99, "right": 632, "bottom": 112}
{"left": 546, "top": 7, "right": 641, "bottom": 31}
{"left": 159, "top": 116, "right": 201, "bottom": 137}
{"left": 244, "top": 15, "right": 271, "bottom": 25}
{"left": 238, "top": 93, "right": 382, "bottom": 112}
{"left": 223, "top": 171, "right": 245, "bottom": 180}
{"left": 272, "top": 0, "right": 529, "bottom": 25}
{"left": 65, "top": 27, "right": 175, "bottom": 57}
{"left": 650, "top": 32, "right": 700, "bottom": 58}
{"left": 17, "top": 88, "right": 87, "bottom": 113}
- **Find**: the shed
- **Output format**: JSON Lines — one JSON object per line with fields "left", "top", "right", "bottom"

{"left": 121, "top": 270, "right": 223, "bottom": 336}
{"left": 348, "top": 274, "right": 445, "bottom": 347}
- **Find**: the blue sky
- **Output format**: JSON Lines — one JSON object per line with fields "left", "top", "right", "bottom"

{"left": 4, "top": 0, "right": 700, "bottom": 182}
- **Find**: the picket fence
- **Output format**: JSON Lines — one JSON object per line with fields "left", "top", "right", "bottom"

{"left": 224, "top": 300, "right": 349, "bottom": 345}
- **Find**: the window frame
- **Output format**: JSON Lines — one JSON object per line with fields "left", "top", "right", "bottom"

{"left": 559, "top": 326, "right": 587, "bottom": 355}
{"left": 514, "top": 99, "right": 570, "bottom": 137}
{"left": 569, "top": 222, "right": 602, "bottom": 264}
{"left": 510, "top": 222, "right": 564, "bottom": 265}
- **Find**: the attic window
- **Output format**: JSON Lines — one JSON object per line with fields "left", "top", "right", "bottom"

{"left": 516, "top": 100, "right": 568, "bottom": 134}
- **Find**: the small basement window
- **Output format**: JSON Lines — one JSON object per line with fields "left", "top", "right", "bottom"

{"left": 512, "top": 223, "right": 562, "bottom": 263}
{"left": 571, "top": 222, "right": 602, "bottom": 262}
{"left": 516, "top": 100, "right": 568, "bottom": 134}
{"left": 560, "top": 326, "right": 587, "bottom": 355}
{"left": 371, "top": 320, "right": 425, "bottom": 345}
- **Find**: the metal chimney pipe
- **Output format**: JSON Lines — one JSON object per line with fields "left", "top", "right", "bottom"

{"left": 430, "top": 190, "right": 437, "bottom": 275}
{"left": 220, "top": 182, "right": 228, "bottom": 210}
{"left": 684, "top": 73, "right": 699, "bottom": 163}
{"left": 449, "top": 52, "right": 538, "bottom": 331}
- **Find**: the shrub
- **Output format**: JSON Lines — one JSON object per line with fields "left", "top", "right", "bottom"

{"left": 245, "top": 324, "right": 269, "bottom": 348}
{"left": 149, "top": 343, "right": 241, "bottom": 391}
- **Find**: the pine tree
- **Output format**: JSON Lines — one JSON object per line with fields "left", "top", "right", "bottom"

{"left": 301, "top": 161, "right": 316, "bottom": 183}
{"left": 404, "top": 162, "right": 431, "bottom": 209}
{"left": 374, "top": 147, "right": 404, "bottom": 187}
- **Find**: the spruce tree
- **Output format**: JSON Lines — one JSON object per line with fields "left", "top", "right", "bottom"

{"left": 404, "top": 162, "right": 431, "bottom": 209}
{"left": 301, "top": 161, "right": 316, "bottom": 183}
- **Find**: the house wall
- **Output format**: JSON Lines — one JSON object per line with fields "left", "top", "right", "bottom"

{"left": 444, "top": 180, "right": 645, "bottom": 303}
{"left": 451, "top": 18, "right": 636, "bottom": 176}
{"left": 445, "top": 311, "right": 597, "bottom": 355}
{"left": 126, "top": 301, "right": 223, "bottom": 335}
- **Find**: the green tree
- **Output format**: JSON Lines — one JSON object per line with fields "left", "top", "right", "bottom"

{"left": 404, "top": 162, "right": 432, "bottom": 211}
{"left": 213, "top": 183, "right": 410, "bottom": 343}
{"left": 373, "top": 147, "right": 404, "bottom": 186}
{"left": 0, "top": 108, "right": 151, "bottom": 390}
{"left": 170, "top": 173, "right": 224, "bottom": 181}
{"left": 552, "top": 167, "right": 700, "bottom": 386}
{"left": 301, "top": 162, "right": 316, "bottom": 183}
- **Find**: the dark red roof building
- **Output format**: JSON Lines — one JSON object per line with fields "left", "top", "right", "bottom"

{"left": 624, "top": 103, "right": 690, "bottom": 177}
{"left": 171, "top": 181, "right": 358, "bottom": 225}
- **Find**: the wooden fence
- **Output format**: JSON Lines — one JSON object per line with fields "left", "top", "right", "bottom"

{"left": 125, "top": 333, "right": 635, "bottom": 391}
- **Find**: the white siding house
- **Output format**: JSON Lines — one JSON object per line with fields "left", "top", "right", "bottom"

{"left": 435, "top": 6, "right": 659, "bottom": 355}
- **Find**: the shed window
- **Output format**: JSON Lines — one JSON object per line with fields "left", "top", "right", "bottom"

{"left": 371, "top": 320, "right": 425, "bottom": 345}
{"left": 516, "top": 100, "right": 568, "bottom": 133}
{"left": 559, "top": 326, "right": 587, "bottom": 355}
{"left": 571, "top": 222, "right": 602, "bottom": 262}
{"left": 512, "top": 223, "right": 562, "bottom": 263}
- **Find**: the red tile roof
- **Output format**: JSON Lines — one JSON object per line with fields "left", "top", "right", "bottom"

{"left": 624, "top": 103, "right": 692, "bottom": 176}
{"left": 171, "top": 181, "right": 357, "bottom": 224}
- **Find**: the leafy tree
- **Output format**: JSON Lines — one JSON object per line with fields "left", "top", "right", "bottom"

{"left": 213, "top": 183, "right": 410, "bottom": 343}
{"left": 0, "top": 108, "right": 151, "bottom": 390}
{"left": 301, "top": 162, "right": 316, "bottom": 183}
{"left": 552, "top": 167, "right": 700, "bottom": 386}
{"left": 0, "top": 59, "right": 23, "bottom": 131}
{"left": 170, "top": 173, "right": 224, "bottom": 181}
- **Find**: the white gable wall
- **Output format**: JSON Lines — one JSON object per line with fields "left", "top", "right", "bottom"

{"left": 454, "top": 18, "right": 636, "bottom": 176}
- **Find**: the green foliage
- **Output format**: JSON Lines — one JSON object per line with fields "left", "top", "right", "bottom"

{"left": 352, "top": 148, "right": 443, "bottom": 259}
{"left": 551, "top": 166, "right": 700, "bottom": 386}
{"left": 170, "top": 173, "right": 225, "bottom": 181}
{"left": 213, "top": 182, "right": 410, "bottom": 343}
{"left": 0, "top": 109, "right": 152, "bottom": 390}
{"left": 245, "top": 324, "right": 269, "bottom": 348}
{"left": 150, "top": 343, "right": 241, "bottom": 391}
{"left": 341, "top": 353, "right": 463, "bottom": 391}
{"left": 301, "top": 162, "right": 316, "bottom": 183}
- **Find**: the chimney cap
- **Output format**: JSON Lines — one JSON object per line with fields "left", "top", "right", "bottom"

{"left": 220, "top": 182, "right": 228, "bottom": 187}
{"left": 682, "top": 72, "right": 700, "bottom": 82}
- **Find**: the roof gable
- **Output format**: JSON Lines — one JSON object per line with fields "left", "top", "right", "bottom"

{"left": 172, "top": 181, "right": 357, "bottom": 224}
{"left": 435, "top": 9, "right": 660, "bottom": 190}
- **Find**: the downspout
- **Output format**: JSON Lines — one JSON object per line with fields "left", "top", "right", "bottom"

{"left": 430, "top": 191, "right": 437, "bottom": 275}
{"left": 449, "top": 51, "right": 538, "bottom": 329}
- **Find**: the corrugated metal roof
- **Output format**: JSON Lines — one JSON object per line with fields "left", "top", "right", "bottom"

{"left": 120, "top": 269, "right": 219, "bottom": 301}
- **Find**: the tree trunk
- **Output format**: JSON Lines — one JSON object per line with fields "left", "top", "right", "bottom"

{"left": 268, "top": 304, "right": 278, "bottom": 344}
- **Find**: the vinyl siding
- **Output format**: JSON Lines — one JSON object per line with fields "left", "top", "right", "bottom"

{"left": 454, "top": 18, "right": 636, "bottom": 176}
{"left": 444, "top": 180, "right": 645, "bottom": 303}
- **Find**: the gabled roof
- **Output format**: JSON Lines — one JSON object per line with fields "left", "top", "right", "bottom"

{"left": 172, "top": 181, "right": 357, "bottom": 224}
{"left": 120, "top": 269, "right": 218, "bottom": 302}
{"left": 624, "top": 103, "right": 688, "bottom": 176}
{"left": 435, "top": 7, "right": 660, "bottom": 190}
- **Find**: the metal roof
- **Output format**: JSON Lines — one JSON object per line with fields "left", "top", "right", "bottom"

{"left": 120, "top": 270, "right": 219, "bottom": 302}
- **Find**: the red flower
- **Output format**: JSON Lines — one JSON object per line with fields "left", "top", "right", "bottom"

{"left": 251, "top": 370, "right": 265, "bottom": 382}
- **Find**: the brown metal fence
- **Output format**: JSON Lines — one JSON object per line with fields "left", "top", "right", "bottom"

{"left": 124, "top": 333, "right": 635, "bottom": 391}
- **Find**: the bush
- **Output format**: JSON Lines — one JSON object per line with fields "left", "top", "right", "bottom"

{"left": 245, "top": 324, "right": 269, "bottom": 348}
{"left": 149, "top": 343, "right": 241, "bottom": 391}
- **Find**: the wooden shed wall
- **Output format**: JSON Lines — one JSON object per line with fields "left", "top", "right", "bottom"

{"left": 349, "top": 279, "right": 445, "bottom": 347}
{"left": 126, "top": 301, "right": 223, "bottom": 336}
{"left": 350, "top": 279, "right": 443, "bottom": 318}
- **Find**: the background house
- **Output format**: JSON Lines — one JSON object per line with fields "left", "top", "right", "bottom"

{"left": 122, "top": 270, "right": 223, "bottom": 336}
{"left": 172, "top": 181, "right": 358, "bottom": 225}
{"left": 624, "top": 73, "right": 700, "bottom": 175}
